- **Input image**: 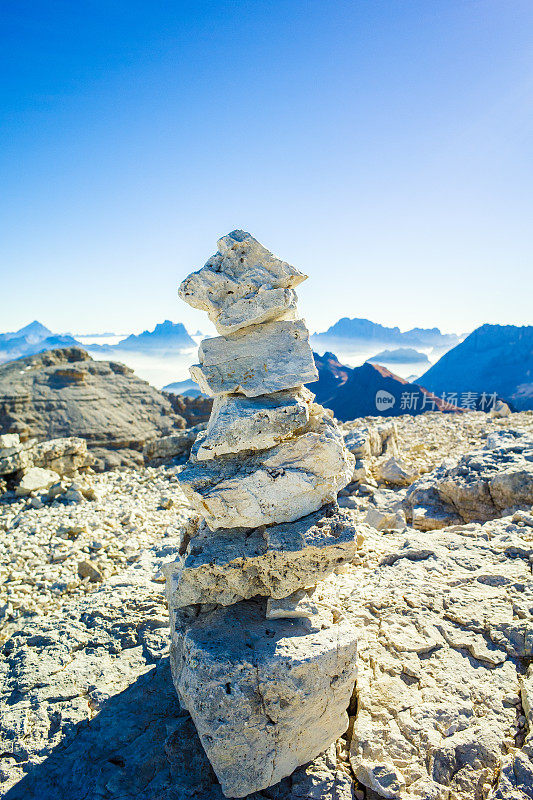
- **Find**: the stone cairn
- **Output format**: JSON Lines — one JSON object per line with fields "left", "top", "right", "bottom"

{"left": 164, "top": 231, "right": 367, "bottom": 797}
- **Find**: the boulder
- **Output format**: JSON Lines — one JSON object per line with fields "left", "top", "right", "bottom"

{"left": 0, "top": 436, "right": 92, "bottom": 477}
{"left": 77, "top": 559, "right": 103, "bottom": 582}
{"left": 0, "top": 347, "right": 187, "bottom": 470}
{"left": 195, "top": 388, "right": 314, "bottom": 460}
{"left": 405, "top": 430, "right": 533, "bottom": 527}
{"left": 164, "top": 505, "right": 367, "bottom": 608}
{"left": 190, "top": 319, "right": 318, "bottom": 397}
{"left": 179, "top": 410, "right": 354, "bottom": 530}
{"left": 15, "top": 467, "right": 60, "bottom": 495}
{"left": 0, "top": 432, "right": 22, "bottom": 455}
{"left": 143, "top": 424, "right": 206, "bottom": 464}
{"left": 171, "top": 598, "right": 358, "bottom": 798}
{"left": 178, "top": 230, "right": 307, "bottom": 335}
{"left": 364, "top": 506, "right": 406, "bottom": 531}
{"left": 342, "top": 420, "right": 398, "bottom": 461}
{"left": 31, "top": 437, "right": 93, "bottom": 475}
{"left": 491, "top": 399, "right": 512, "bottom": 418}
{"left": 0, "top": 438, "right": 34, "bottom": 474}
{"left": 374, "top": 456, "right": 418, "bottom": 486}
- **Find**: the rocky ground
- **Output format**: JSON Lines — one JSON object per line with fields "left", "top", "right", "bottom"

{"left": 0, "top": 410, "right": 532, "bottom": 800}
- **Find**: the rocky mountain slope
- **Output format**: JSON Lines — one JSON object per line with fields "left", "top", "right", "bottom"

{"left": 421, "top": 324, "right": 533, "bottom": 410}
{"left": 163, "top": 391, "right": 213, "bottom": 426}
{"left": 310, "top": 352, "right": 461, "bottom": 420}
{"left": 0, "top": 409, "right": 531, "bottom": 799}
{"left": 0, "top": 348, "right": 188, "bottom": 469}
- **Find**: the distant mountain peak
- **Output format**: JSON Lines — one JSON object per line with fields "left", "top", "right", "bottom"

{"left": 0, "top": 321, "right": 76, "bottom": 363}
{"left": 368, "top": 347, "right": 431, "bottom": 364}
{"left": 13, "top": 321, "right": 52, "bottom": 340}
{"left": 314, "top": 317, "right": 460, "bottom": 349}
{"left": 115, "top": 321, "right": 195, "bottom": 350}
{"left": 152, "top": 320, "right": 188, "bottom": 334}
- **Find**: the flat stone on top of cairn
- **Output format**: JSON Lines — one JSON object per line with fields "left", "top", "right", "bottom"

{"left": 167, "top": 231, "right": 361, "bottom": 797}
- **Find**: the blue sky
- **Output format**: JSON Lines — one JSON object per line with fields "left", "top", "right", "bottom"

{"left": 1, "top": 0, "right": 532, "bottom": 336}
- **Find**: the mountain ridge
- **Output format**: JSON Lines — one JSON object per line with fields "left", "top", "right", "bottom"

{"left": 313, "top": 317, "right": 461, "bottom": 349}
{"left": 86, "top": 320, "right": 195, "bottom": 353}
{"left": 307, "top": 352, "right": 462, "bottom": 421}
{"left": 420, "top": 323, "right": 533, "bottom": 410}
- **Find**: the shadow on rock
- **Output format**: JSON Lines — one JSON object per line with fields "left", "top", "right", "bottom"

{"left": 4, "top": 658, "right": 223, "bottom": 800}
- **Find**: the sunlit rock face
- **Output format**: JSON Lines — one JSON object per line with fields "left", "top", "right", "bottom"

{"left": 194, "top": 387, "right": 314, "bottom": 461}
{"left": 163, "top": 505, "right": 368, "bottom": 609}
{"left": 168, "top": 231, "right": 359, "bottom": 796}
{"left": 190, "top": 319, "right": 318, "bottom": 398}
{"left": 172, "top": 599, "right": 358, "bottom": 799}
{"left": 180, "top": 409, "right": 354, "bottom": 530}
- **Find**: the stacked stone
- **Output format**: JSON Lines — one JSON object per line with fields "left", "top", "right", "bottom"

{"left": 165, "top": 231, "right": 366, "bottom": 798}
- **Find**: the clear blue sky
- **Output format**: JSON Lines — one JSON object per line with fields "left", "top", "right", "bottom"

{"left": 1, "top": 0, "right": 532, "bottom": 336}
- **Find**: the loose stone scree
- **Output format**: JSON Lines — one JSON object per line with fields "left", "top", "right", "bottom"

{"left": 165, "top": 231, "right": 367, "bottom": 797}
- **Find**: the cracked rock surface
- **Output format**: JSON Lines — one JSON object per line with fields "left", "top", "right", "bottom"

{"left": 1, "top": 404, "right": 533, "bottom": 797}
{"left": 195, "top": 388, "right": 314, "bottom": 461}
{"left": 345, "top": 516, "right": 533, "bottom": 799}
{"left": 178, "top": 230, "right": 307, "bottom": 335}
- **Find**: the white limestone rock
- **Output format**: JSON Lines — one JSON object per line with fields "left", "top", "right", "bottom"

{"left": 0, "top": 433, "right": 21, "bottom": 451}
{"left": 178, "top": 230, "right": 307, "bottom": 335}
{"left": 374, "top": 456, "right": 418, "bottom": 487}
{"left": 264, "top": 577, "right": 346, "bottom": 623}
{"left": 195, "top": 388, "right": 314, "bottom": 460}
{"left": 15, "top": 467, "right": 61, "bottom": 495}
{"left": 178, "top": 410, "right": 355, "bottom": 529}
{"left": 0, "top": 436, "right": 92, "bottom": 478}
{"left": 345, "top": 516, "right": 533, "bottom": 800}
{"left": 164, "top": 505, "right": 367, "bottom": 608}
{"left": 189, "top": 319, "right": 318, "bottom": 397}
{"left": 171, "top": 598, "right": 358, "bottom": 798}
{"left": 364, "top": 506, "right": 406, "bottom": 531}
{"left": 0, "top": 439, "right": 34, "bottom": 474}
{"left": 490, "top": 400, "right": 511, "bottom": 418}
{"left": 31, "top": 437, "right": 93, "bottom": 475}
{"left": 342, "top": 421, "right": 398, "bottom": 460}
{"left": 266, "top": 589, "right": 320, "bottom": 620}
